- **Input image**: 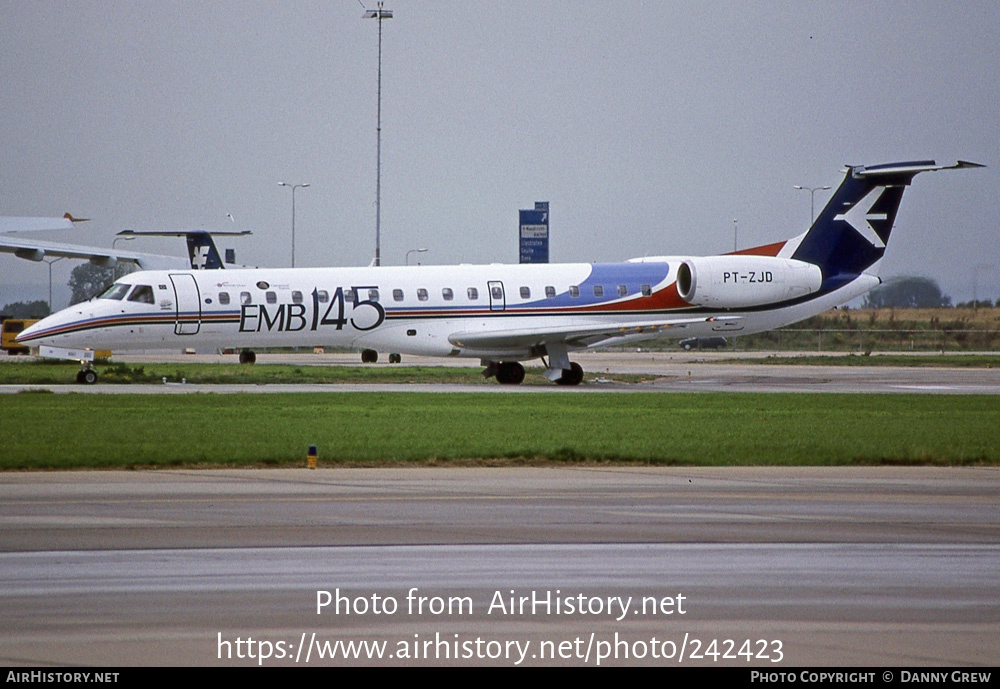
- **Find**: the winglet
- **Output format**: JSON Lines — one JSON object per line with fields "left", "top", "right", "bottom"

{"left": 63, "top": 213, "right": 90, "bottom": 223}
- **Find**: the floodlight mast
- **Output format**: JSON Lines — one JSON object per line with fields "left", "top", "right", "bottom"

{"left": 363, "top": 3, "right": 393, "bottom": 267}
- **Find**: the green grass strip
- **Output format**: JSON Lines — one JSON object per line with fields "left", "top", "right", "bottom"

{"left": 2, "top": 392, "right": 997, "bottom": 469}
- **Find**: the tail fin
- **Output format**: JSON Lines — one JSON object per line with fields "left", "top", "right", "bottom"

{"left": 185, "top": 231, "right": 225, "bottom": 270}
{"left": 791, "top": 160, "right": 983, "bottom": 278}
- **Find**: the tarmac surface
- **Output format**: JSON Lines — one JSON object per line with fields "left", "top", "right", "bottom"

{"left": 1, "top": 467, "right": 998, "bottom": 667}
{"left": 2, "top": 351, "right": 997, "bottom": 666}
{"left": 2, "top": 349, "right": 999, "bottom": 394}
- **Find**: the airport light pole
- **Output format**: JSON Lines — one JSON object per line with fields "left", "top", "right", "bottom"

{"left": 406, "top": 248, "right": 427, "bottom": 265}
{"left": 278, "top": 182, "right": 310, "bottom": 267}
{"left": 112, "top": 234, "right": 135, "bottom": 279}
{"left": 793, "top": 185, "right": 831, "bottom": 225}
{"left": 363, "top": 2, "right": 392, "bottom": 267}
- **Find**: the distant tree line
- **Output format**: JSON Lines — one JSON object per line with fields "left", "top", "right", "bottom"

{"left": 1, "top": 300, "right": 51, "bottom": 319}
{"left": 862, "top": 276, "right": 952, "bottom": 308}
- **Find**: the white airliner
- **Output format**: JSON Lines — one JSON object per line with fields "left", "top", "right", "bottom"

{"left": 18, "top": 160, "right": 982, "bottom": 385}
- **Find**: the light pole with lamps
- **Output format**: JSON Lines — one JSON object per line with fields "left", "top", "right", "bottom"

{"left": 406, "top": 248, "right": 427, "bottom": 266}
{"left": 363, "top": 2, "right": 392, "bottom": 267}
{"left": 278, "top": 182, "right": 309, "bottom": 267}
{"left": 112, "top": 234, "right": 135, "bottom": 279}
{"left": 793, "top": 185, "right": 831, "bottom": 225}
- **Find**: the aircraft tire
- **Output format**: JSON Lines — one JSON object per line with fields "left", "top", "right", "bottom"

{"left": 239, "top": 350, "right": 256, "bottom": 364}
{"left": 361, "top": 349, "right": 378, "bottom": 364}
{"left": 389, "top": 353, "right": 401, "bottom": 364}
{"left": 496, "top": 362, "right": 525, "bottom": 385}
{"left": 555, "top": 362, "right": 584, "bottom": 386}
{"left": 80, "top": 369, "right": 98, "bottom": 385}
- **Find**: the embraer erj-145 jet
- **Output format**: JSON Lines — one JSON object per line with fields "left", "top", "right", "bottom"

{"left": 18, "top": 160, "right": 982, "bottom": 385}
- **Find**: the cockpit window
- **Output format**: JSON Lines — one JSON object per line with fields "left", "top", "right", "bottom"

{"left": 98, "top": 283, "right": 130, "bottom": 300}
{"left": 127, "top": 285, "right": 155, "bottom": 304}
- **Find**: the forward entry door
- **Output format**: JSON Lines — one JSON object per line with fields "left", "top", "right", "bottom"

{"left": 169, "top": 274, "right": 202, "bottom": 335}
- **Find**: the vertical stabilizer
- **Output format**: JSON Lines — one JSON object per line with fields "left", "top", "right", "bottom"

{"left": 791, "top": 160, "right": 983, "bottom": 280}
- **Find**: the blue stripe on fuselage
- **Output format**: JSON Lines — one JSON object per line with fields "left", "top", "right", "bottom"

{"left": 523, "top": 263, "right": 670, "bottom": 308}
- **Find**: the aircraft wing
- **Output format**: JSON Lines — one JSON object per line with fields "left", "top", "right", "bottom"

{"left": 448, "top": 315, "right": 743, "bottom": 350}
{"left": 0, "top": 234, "right": 189, "bottom": 270}
{"left": 0, "top": 214, "right": 87, "bottom": 233}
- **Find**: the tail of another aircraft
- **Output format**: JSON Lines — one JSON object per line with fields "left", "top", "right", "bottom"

{"left": 116, "top": 229, "right": 250, "bottom": 270}
{"left": 185, "top": 231, "right": 226, "bottom": 269}
{"left": 789, "top": 160, "right": 983, "bottom": 280}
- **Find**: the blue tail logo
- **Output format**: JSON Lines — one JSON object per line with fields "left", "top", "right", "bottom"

{"left": 792, "top": 160, "right": 983, "bottom": 279}
{"left": 185, "top": 231, "right": 225, "bottom": 270}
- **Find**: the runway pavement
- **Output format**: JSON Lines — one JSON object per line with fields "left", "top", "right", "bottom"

{"left": 1, "top": 467, "right": 998, "bottom": 666}
{"left": 2, "top": 350, "right": 999, "bottom": 394}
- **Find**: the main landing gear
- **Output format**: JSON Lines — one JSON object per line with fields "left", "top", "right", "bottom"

{"left": 238, "top": 349, "right": 256, "bottom": 364}
{"left": 481, "top": 360, "right": 585, "bottom": 386}
{"left": 554, "top": 361, "right": 584, "bottom": 386}
{"left": 493, "top": 361, "right": 525, "bottom": 385}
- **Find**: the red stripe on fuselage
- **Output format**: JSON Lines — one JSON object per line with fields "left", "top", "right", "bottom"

{"left": 725, "top": 240, "right": 786, "bottom": 257}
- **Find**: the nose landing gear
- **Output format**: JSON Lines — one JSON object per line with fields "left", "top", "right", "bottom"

{"left": 75, "top": 367, "right": 98, "bottom": 385}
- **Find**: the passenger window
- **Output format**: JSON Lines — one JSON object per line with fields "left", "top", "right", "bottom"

{"left": 218, "top": 292, "right": 230, "bottom": 305}
{"left": 545, "top": 286, "right": 556, "bottom": 299}
{"left": 292, "top": 291, "right": 303, "bottom": 304}
{"left": 617, "top": 284, "right": 628, "bottom": 297}
{"left": 519, "top": 286, "right": 530, "bottom": 299}
{"left": 569, "top": 286, "right": 580, "bottom": 298}
{"left": 127, "top": 285, "right": 155, "bottom": 304}
{"left": 490, "top": 285, "right": 503, "bottom": 300}
{"left": 467, "top": 287, "right": 479, "bottom": 300}
{"left": 442, "top": 288, "right": 454, "bottom": 301}
{"left": 241, "top": 291, "right": 252, "bottom": 304}
{"left": 417, "top": 289, "right": 429, "bottom": 301}
{"left": 344, "top": 289, "right": 355, "bottom": 303}
{"left": 393, "top": 289, "right": 404, "bottom": 302}
{"left": 641, "top": 284, "right": 652, "bottom": 297}
{"left": 266, "top": 291, "right": 277, "bottom": 304}
{"left": 316, "top": 290, "right": 329, "bottom": 303}
{"left": 593, "top": 285, "right": 604, "bottom": 297}
{"left": 368, "top": 288, "right": 380, "bottom": 302}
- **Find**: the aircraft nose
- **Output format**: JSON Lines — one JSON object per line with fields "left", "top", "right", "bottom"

{"left": 16, "top": 314, "right": 59, "bottom": 345}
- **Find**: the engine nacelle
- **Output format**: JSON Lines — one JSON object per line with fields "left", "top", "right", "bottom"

{"left": 676, "top": 255, "right": 823, "bottom": 308}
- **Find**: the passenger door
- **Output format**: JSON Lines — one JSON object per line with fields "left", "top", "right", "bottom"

{"left": 169, "top": 274, "right": 202, "bottom": 335}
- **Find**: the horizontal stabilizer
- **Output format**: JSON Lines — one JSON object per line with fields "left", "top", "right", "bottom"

{"left": 851, "top": 160, "right": 985, "bottom": 179}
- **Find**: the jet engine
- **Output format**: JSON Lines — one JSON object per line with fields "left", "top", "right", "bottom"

{"left": 676, "top": 255, "right": 823, "bottom": 308}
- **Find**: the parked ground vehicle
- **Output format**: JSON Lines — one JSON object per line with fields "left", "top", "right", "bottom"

{"left": 679, "top": 336, "right": 728, "bottom": 351}
{"left": 1, "top": 317, "right": 39, "bottom": 355}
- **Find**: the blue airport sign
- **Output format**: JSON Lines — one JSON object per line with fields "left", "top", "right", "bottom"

{"left": 519, "top": 204, "right": 549, "bottom": 264}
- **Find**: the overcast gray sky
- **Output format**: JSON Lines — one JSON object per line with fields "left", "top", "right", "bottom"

{"left": 2, "top": 0, "right": 998, "bottom": 308}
